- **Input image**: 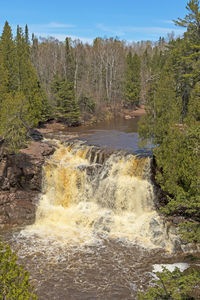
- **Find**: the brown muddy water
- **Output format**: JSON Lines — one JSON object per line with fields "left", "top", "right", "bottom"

{"left": 1, "top": 117, "right": 199, "bottom": 300}
{"left": 1, "top": 228, "right": 195, "bottom": 300}
{"left": 45, "top": 116, "right": 149, "bottom": 153}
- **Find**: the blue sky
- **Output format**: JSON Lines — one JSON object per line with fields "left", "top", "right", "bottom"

{"left": 0, "top": 0, "right": 188, "bottom": 43}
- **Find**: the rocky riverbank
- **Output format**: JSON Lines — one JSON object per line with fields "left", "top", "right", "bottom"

{"left": 0, "top": 138, "right": 55, "bottom": 228}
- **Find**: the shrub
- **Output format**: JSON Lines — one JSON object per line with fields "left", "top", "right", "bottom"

{"left": 0, "top": 239, "right": 37, "bottom": 299}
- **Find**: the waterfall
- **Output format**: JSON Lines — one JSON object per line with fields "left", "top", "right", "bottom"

{"left": 22, "top": 140, "right": 178, "bottom": 251}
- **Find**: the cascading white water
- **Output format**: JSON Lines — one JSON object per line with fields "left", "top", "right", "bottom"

{"left": 21, "top": 140, "right": 178, "bottom": 251}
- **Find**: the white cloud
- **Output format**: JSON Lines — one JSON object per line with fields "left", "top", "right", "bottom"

{"left": 96, "top": 24, "right": 185, "bottom": 38}
{"left": 46, "top": 22, "right": 75, "bottom": 28}
{"left": 29, "top": 22, "right": 75, "bottom": 32}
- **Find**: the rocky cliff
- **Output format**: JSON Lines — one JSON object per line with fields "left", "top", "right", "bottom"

{"left": 0, "top": 138, "right": 54, "bottom": 228}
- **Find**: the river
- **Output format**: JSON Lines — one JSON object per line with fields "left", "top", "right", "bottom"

{"left": 46, "top": 116, "right": 151, "bottom": 153}
{"left": 0, "top": 116, "right": 199, "bottom": 300}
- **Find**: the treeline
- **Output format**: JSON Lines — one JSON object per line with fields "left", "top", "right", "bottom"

{"left": 139, "top": 0, "right": 200, "bottom": 242}
{"left": 0, "top": 18, "right": 170, "bottom": 151}
{"left": 30, "top": 34, "right": 167, "bottom": 117}
{"left": 0, "top": 19, "right": 169, "bottom": 151}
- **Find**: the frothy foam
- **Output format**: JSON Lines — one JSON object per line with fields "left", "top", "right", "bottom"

{"left": 20, "top": 141, "right": 177, "bottom": 251}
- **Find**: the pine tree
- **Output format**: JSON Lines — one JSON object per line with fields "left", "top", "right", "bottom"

{"left": 186, "top": 81, "right": 200, "bottom": 123}
{"left": 0, "top": 239, "right": 37, "bottom": 299}
{"left": 51, "top": 75, "right": 80, "bottom": 126}
{"left": 139, "top": 60, "right": 181, "bottom": 145}
{"left": 0, "top": 49, "right": 8, "bottom": 102}
{"left": 65, "top": 37, "right": 75, "bottom": 83}
{"left": 0, "top": 22, "right": 49, "bottom": 151}
{"left": 124, "top": 52, "right": 141, "bottom": 107}
{"left": 25, "top": 24, "right": 29, "bottom": 45}
{"left": 139, "top": 1, "right": 200, "bottom": 238}
{"left": 0, "top": 92, "right": 29, "bottom": 152}
{"left": 174, "top": 0, "right": 200, "bottom": 40}
{"left": 0, "top": 21, "right": 18, "bottom": 91}
{"left": 138, "top": 267, "right": 200, "bottom": 300}
{"left": 174, "top": 0, "right": 200, "bottom": 107}
{"left": 15, "top": 25, "right": 49, "bottom": 126}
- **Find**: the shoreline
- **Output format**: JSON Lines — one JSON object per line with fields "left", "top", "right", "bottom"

{"left": 37, "top": 105, "right": 146, "bottom": 135}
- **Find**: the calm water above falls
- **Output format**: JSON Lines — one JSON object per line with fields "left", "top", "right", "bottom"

{"left": 51, "top": 116, "right": 149, "bottom": 153}
{"left": 0, "top": 117, "right": 196, "bottom": 300}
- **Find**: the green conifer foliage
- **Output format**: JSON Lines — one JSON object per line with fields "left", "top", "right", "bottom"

{"left": 25, "top": 24, "right": 30, "bottom": 46}
{"left": 0, "top": 239, "right": 37, "bottom": 299}
{"left": 0, "top": 92, "right": 29, "bottom": 152}
{"left": 0, "top": 21, "right": 18, "bottom": 91}
{"left": 15, "top": 26, "right": 48, "bottom": 126}
{"left": 0, "top": 50, "right": 8, "bottom": 101}
{"left": 155, "top": 125, "right": 200, "bottom": 219}
{"left": 65, "top": 37, "right": 75, "bottom": 83}
{"left": 174, "top": 0, "right": 200, "bottom": 40}
{"left": 139, "top": 0, "right": 200, "bottom": 239}
{"left": 173, "top": 0, "right": 200, "bottom": 115}
{"left": 186, "top": 81, "right": 200, "bottom": 123}
{"left": 0, "top": 22, "right": 49, "bottom": 151}
{"left": 139, "top": 62, "right": 181, "bottom": 145}
{"left": 138, "top": 267, "right": 200, "bottom": 300}
{"left": 124, "top": 52, "right": 141, "bottom": 107}
{"left": 51, "top": 76, "right": 80, "bottom": 126}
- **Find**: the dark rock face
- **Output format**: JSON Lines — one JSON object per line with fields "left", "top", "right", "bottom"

{"left": 28, "top": 129, "right": 43, "bottom": 141}
{"left": 0, "top": 140, "right": 55, "bottom": 228}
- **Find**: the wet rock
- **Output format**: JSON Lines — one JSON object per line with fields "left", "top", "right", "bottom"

{"left": 28, "top": 129, "right": 43, "bottom": 141}
{"left": 153, "top": 239, "right": 166, "bottom": 248}
{"left": 181, "top": 243, "right": 200, "bottom": 253}
{"left": 0, "top": 139, "right": 55, "bottom": 228}
{"left": 149, "top": 218, "right": 160, "bottom": 229}
{"left": 152, "top": 231, "right": 163, "bottom": 238}
{"left": 172, "top": 239, "right": 182, "bottom": 252}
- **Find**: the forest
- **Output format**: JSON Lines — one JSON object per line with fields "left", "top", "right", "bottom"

{"left": 0, "top": 0, "right": 199, "bottom": 298}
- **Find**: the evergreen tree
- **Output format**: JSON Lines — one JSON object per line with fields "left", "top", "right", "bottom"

{"left": 0, "top": 239, "right": 37, "bottom": 299}
{"left": 0, "top": 22, "right": 49, "bottom": 151}
{"left": 154, "top": 125, "right": 200, "bottom": 220}
{"left": 0, "top": 21, "right": 18, "bottom": 91}
{"left": 173, "top": 0, "right": 200, "bottom": 117}
{"left": 139, "top": 0, "right": 200, "bottom": 241}
{"left": 65, "top": 37, "right": 75, "bottom": 83}
{"left": 0, "top": 49, "right": 8, "bottom": 102}
{"left": 25, "top": 24, "right": 30, "bottom": 45}
{"left": 186, "top": 81, "right": 200, "bottom": 123}
{"left": 15, "top": 25, "right": 49, "bottom": 126}
{"left": 138, "top": 267, "right": 200, "bottom": 300}
{"left": 124, "top": 52, "right": 141, "bottom": 107}
{"left": 174, "top": 0, "right": 200, "bottom": 40}
{"left": 0, "top": 92, "right": 29, "bottom": 152}
{"left": 51, "top": 75, "right": 80, "bottom": 126}
{"left": 139, "top": 61, "right": 181, "bottom": 145}
{"left": 168, "top": 38, "right": 192, "bottom": 120}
